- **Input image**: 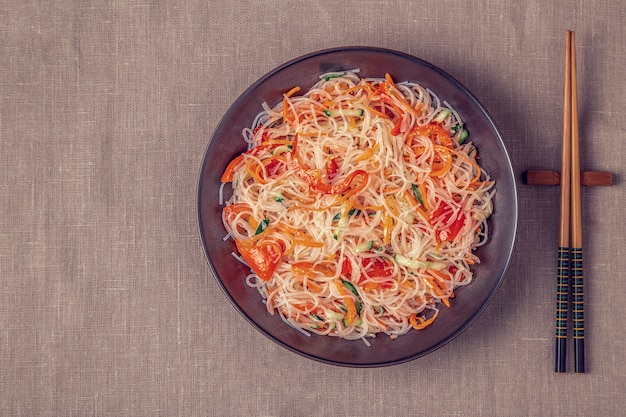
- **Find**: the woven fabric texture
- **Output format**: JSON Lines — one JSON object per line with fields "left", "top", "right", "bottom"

{"left": 1, "top": 1, "right": 625, "bottom": 415}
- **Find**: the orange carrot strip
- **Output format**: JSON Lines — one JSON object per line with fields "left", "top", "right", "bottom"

{"left": 425, "top": 276, "right": 451, "bottom": 307}
{"left": 285, "top": 86, "right": 301, "bottom": 97}
{"left": 335, "top": 280, "right": 358, "bottom": 326}
{"left": 365, "top": 105, "right": 391, "bottom": 119}
{"left": 429, "top": 150, "right": 453, "bottom": 177}
{"left": 382, "top": 186, "right": 403, "bottom": 195}
{"left": 293, "top": 238, "right": 324, "bottom": 248}
{"left": 410, "top": 310, "right": 439, "bottom": 330}
{"left": 384, "top": 73, "right": 422, "bottom": 118}
{"left": 355, "top": 143, "right": 380, "bottom": 162}
{"left": 383, "top": 213, "right": 393, "bottom": 245}
{"left": 435, "top": 145, "right": 482, "bottom": 183}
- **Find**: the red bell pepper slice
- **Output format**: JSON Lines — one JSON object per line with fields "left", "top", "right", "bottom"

{"left": 223, "top": 202, "right": 284, "bottom": 281}
{"left": 235, "top": 237, "right": 283, "bottom": 282}
{"left": 430, "top": 201, "right": 467, "bottom": 242}
{"left": 407, "top": 123, "right": 453, "bottom": 148}
{"left": 291, "top": 135, "right": 368, "bottom": 195}
{"left": 222, "top": 203, "right": 254, "bottom": 224}
{"left": 361, "top": 257, "right": 394, "bottom": 279}
{"left": 220, "top": 139, "right": 286, "bottom": 183}
{"left": 325, "top": 157, "right": 339, "bottom": 181}
{"left": 341, "top": 256, "right": 395, "bottom": 291}
{"left": 220, "top": 154, "right": 245, "bottom": 182}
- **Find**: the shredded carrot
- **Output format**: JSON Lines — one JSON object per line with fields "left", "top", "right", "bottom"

{"left": 220, "top": 154, "right": 245, "bottom": 182}
{"left": 293, "top": 238, "right": 324, "bottom": 248}
{"left": 414, "top": 205, "right": 430, "bottom": 225}
{"left": 276, "top": 222, "right": 325, "bottom": 250}
{"left": 382, "top": 186, "right": 403, "bottom": 195}
{"left": 348, "top": 116, "right": 357, "bottom": 130}
{"left": 355, "top": 143, "right": 380, "bottom": 163}
{"left": 365, "top": 105, "right": 391, "bottom": 120}
{"left": 384, "top": 73, "right": 397, "bottom": 89}
{"left": 363, "top": 282, "right": 382, "bottom": 293}
{"left": 429, "top": 150, "right": 453, "bottom": 177}
{"left": 435, "top": 145, "right": 482, "bottom": 183}
{"left": 403, "top": 189, "right": 419, "bottom": 207}
{"left": 409, "top": 310, "right": 439, "bottom": 330}
{"left": 287, "top": 204, "right": 332, "bottom": 213}
{"left": 424, "top": 276, "right": 451, "bottom": 307}
{"left": 261, "top": 154, "right": 288, "bottom": 166}
{"left": 277, "top": 222, "right": 320, "bottom": 241}
{"left": 384, "top": 73, "right": 422, "bottom": 118}
{"left": 402, "top": 190, "right": 430, "bottom": 225}
{"left": 344, "top": 84, "right": 374, "bottom": 96}
{"left": 244, "top": 158, "right": 266, "bottom": 185}
{"left": 335, "top": 280, "right": 358, "bottom": 326}
{"left": 351, "top": 203, "right": 384, "bottom": 211}
{"left": 292, "top": 301, "right": 317, "bottom": 313}
{"left": 292, "top": 261, "right": 332, "bottom": 277}
{"left": 285, "top": 86, "right": 301, "bottom": 98}
{"left": 374, "top": 317, "right": 389, "bottom": 332}
{"left": 281, "top": 234, "right": 295, "bottom": 257}
{"left": 383, "top": 213, "right": 393, "bottom": 245}
{"left": 305, "top": 280, "right": 324, "bottom": 293}
{"left": 467, "top": 180, "right": 494, "bottom": 190}
{"left": 340, "top": 199, "right": 355, "bottom": 222}
{"left": 261, "top": 139, "right": 293, "bottom": 147}
{"left": 385, "top": 195, "right": 400, "bottom": 216}
{"left": 282, "top": 95, "right": 288, "bottom": 123}
{"left": 428, "top": 269, "right": 451, "bottom": 283}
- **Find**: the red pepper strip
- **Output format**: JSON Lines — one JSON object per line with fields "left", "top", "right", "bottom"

{"left": 341, "top": 258, "right": 353, "bottom": 279}
{"left": 379, "top": 93, "right": 405, "bottom": 135}
{"left": 406, "top": 123, "right": 453, "bottom": 148}
{"left": 379, "top": 74, "right": 409, "bottom": 135}
{"left": 220, "top": 140, "right": 289, "bottom": 182}
{"left": 361, "top": 257, "right": 395, "bottom": 291}
{"left": 380, "top": 74, "right": 423, "bottom": 120}
{"left": 223, "top": 202, "right": 255, "bottom": 229}
{"left": 235, "top": 237, "right": 283, "bottom": 281}
{"left": 443, "top": 212, "right": 466, "bottom": 241}
{"left": 223, "top": 202, "right": 253, "bottom": 216}
{"left": 391, "top": 117, "right": 404, "bottom": 136}
{"left": 361, "top": 257, "right": 394, "bottom": 279}
{"left": 430, "top": 201, "right": 467, "bottom": 242}
{"left": 291, "top": 135, "right": 369, "bottom": 195}
{"left": 325, "top": 157, "right": 339, "bottom": 180}
{"left": 342, "top": 257, "right": 395, "bottom": 292}
{"left": 221, "top": 154, "right": 245, "bottom": 182}
{"left": 223, "top": 201, "right": 284, "bottom": 281}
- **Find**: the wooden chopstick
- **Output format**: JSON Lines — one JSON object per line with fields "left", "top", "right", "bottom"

{"left": 555, "top": 30, "right": 585, "bottom": 373}
{"left": 569, "top": 30, "right": 585, "bottom": 373}
{"left": 555, "top": 30, "right": 572, "bottom": 373}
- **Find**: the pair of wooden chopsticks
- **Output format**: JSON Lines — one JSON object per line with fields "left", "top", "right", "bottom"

{"left": 555, "top": 30, "right": 585, "bottom": 373}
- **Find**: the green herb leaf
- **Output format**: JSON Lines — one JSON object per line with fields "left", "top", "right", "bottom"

{"left": 255, "top": 219, "right": 270, "bottom": 235}
{"left": 412, "top": 183, "right": 424, "bottom": 205}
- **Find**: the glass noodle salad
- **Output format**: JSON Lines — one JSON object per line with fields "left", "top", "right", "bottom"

{"left": 219, "top": 70, "right": 494, "bottom": 343}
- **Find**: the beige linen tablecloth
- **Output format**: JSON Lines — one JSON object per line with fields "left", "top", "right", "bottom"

{"left": 2, "top": 1, "right": 625, "bottom": 415}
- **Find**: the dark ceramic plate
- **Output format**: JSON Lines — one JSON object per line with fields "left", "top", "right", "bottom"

{"left": 198, "top": 47, "right": 517, "bottom": 367}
